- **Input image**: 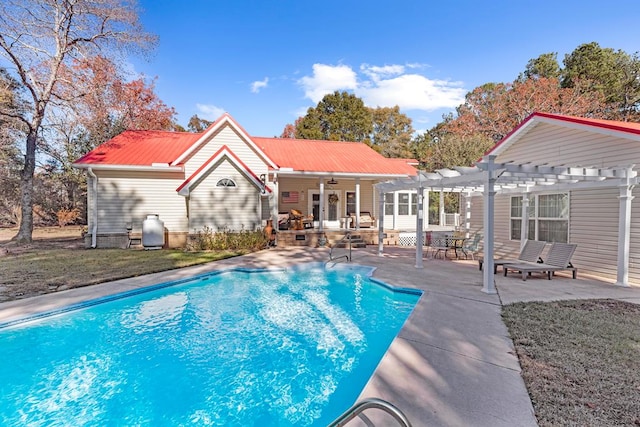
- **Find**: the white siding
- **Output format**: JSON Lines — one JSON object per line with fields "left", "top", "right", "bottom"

{"left": 93, "top": 170, "right": 187, "bottom": 233}
{"left": 184, "top": 126, "right": 268, "bottom": 178}
{"left": 497, "top": 122, "right": 640, "bottom": 168}
{"left": 569, "top": 188, "right": 619, "bottom": 280}
{"left": 188, "top": 160, "right": 261, "bottom": 231}
{"left": 493, "top": 121, "right": 640, "bottom": 285}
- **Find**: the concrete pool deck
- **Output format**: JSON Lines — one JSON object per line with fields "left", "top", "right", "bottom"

{"left": 2, "top": 246, "right": 639, "bottom": 426}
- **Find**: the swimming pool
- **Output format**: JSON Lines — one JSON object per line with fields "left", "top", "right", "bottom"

{"left": 0, "top": 263, "right": 420, "bottom": 426}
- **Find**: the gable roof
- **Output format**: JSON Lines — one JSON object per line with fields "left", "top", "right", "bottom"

{"left": 253, "top": 137, "right": 417, "bottom": 176}
{"left": 488, "top": 112, "right": 640, "bottom": 157}
{"left": 176, "top": 145, "right": 270, "bottom": 195}
{"left": 73, "top": 114, "right": 417, "bottom": 177}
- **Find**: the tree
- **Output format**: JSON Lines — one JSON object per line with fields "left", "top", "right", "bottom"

{"left": 0, "top": 0, "right": 156, "bottom": 243}
{"left": 187, "top": 114, "right": 213, "bottom": 132}
{"left": 280, "top": 117, "right": 303, "bottom": 138}
{"left": 562, "top": 42, "right": 640, "bottom": 120}
{"left": 443, "top": 77, "right": 606, "bottom": 143}
{"left": 370, "top": 106, "right": 414, "bottom": 158}
{"left": 295, "top": 91, "right": 373, "bottom": 142}
{"left": 523, "top": 52, "right": 561, "bottom": 80}
{"left": 0, "top": 67, "right": 24, "bottom": 226}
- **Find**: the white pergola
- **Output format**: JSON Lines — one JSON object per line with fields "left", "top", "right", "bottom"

{"left": 374, "top": 155, "right": 638, "bottom": 293}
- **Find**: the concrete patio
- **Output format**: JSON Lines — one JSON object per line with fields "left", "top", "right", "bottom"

{"left": 1, "top": 246, "right": 639, "bottom": 426}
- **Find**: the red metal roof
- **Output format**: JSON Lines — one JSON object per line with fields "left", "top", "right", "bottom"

{"left": 73, "top": 130, "right": 202, "bottom": 166}
{"left": 253, "top": 137, "right": 417, "bottom": 175}
{"left": 74, "top": 126, "right": 417, "bottom": 176}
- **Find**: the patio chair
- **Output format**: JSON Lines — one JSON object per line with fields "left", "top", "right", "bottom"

{"left": 503, "top": 242, "right": 578, "bottom": 281}
{"left": 478, "top": 239, "right": 546, "bottom": 273}
{"left": 460, "top": 233, "right": 482, "bottom": 260}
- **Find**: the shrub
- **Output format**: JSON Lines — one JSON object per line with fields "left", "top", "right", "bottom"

{"left": 56, "top": 208, "right": 81, "bottom": 227}
{"left": 187, "top": 226, "right": 269, "bottom": 252}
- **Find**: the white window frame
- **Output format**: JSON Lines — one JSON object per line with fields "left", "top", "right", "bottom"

{"left": 510, "top": 192, "right": 569, "bottom": 243}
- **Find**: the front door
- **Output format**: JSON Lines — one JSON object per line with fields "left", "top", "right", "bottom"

{"left": 308, "top": 190, "right": 341, "bottom": 228}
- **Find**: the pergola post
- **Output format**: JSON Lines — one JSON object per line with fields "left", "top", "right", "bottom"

{"left": 464, "top": 191, "right": 472, "bottom": 238}
{"left": 439, "top": 190, "right": 445, "bottom": 226}
{"left": 616, "top": 169, "right": 635, "bottom": 286}
{"left": 415, "top": 184, "right": 424, "bottom": 269}
{"left": 377, "top": 190, "right": 385, "bottom": 256}
{"left": 520, "top": 191, "right": 530, "bottom": 251}
{"left": 482, "top": 155, "right": 498, "bottom": 294}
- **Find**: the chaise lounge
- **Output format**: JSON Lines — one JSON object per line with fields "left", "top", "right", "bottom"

{"left": 478, "top": 239, "right": 547, "bottom": 273}
{"left": 503, "top": 242, "right": 578, "bottom": 280}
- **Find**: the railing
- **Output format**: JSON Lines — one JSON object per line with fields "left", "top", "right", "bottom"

{"left": 328, "top": 398, "right": 412, "bottom": 427}
{"left": 327, "top": 231, "right": 352, "bottom": 264}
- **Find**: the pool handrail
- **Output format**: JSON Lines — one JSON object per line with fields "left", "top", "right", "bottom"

{"left": 328, "top": 397, "right": 412, "bottom": 427}
{"left": 328, "top": 231, "right": 352, "bottom": 264}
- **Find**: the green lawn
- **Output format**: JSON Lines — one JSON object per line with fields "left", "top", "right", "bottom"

{"left": 0, "top": 248, "right": 245, "bottom": 301}
{"left": 503, "top": 300, "right": 640, "bottom": 426}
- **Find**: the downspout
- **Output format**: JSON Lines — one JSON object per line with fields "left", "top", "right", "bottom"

{"left": 87, "top": 168, "right": 98, "bottom": 248}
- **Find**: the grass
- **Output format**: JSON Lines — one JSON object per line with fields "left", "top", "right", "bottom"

{"left": 0, "top": 248, "right": 246, "bottom": 301}
{"left": 502, "top": 299, "right": 640, "bottom": 426}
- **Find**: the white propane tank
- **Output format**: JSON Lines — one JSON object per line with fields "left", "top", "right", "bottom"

{"left": 142, "top": 214, "right": 164, "bottom": 249}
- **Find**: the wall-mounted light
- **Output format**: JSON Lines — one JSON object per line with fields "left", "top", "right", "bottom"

{"left": 327, "top": 177, "right": 338, "bottom": 185}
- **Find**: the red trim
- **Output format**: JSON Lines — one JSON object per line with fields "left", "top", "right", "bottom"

{"left": 176, "top": 145, "right": 271, "bottom": 194}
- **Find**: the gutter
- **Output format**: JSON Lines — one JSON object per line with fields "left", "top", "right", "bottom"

{"left": 87, "top": 168, "right": 98, "bottom": 248}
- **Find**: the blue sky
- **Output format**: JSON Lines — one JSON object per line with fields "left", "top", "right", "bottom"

{"left": 132, "top": 0, "right": 640, "bottom": 137}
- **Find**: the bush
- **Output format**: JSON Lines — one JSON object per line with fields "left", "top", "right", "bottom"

{"left": 187, "top": 226, "right": 269, "bottom": 252}
{"left": 56, "top": 208, "right": 81, "bottom": 227}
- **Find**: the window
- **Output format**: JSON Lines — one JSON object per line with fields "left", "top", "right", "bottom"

{"left": 510, "top": 193, "right": 568, "bottom": 242}
{"left": 216, "top": 178, "right": 236, "bottom": 187}
{"left": 411, "top": 193, "right": 419, "bottom": 215}
{"left": 398, "top": 193, "right": 410, "bottom": 215}
{"left": 384, "top": 193, "right": 394, "bottom": 215}
{"left": 346, "top": 192, "right": 356, "bottom": 215}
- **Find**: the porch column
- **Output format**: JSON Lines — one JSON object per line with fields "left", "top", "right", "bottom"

{"left": 482, "top": 155, "right": 498, "bottom": 294}
{"left": 319, "top": 179, "right": 325, "bottom": 233}
{"left": 377, "top": 189, "right": 385, "bottom": 256}
{"left": 616, "top": 171, "right": 634, "bottom": 287}
{"left": 415, "top": 184, "right": 424, "bottom": 269}
{"left": 439, "top": 190, "right": 445, "bottom": 226}
{"left": 355, "top": 178, "right": 361, "bottom": 229}
{"left": 520, "top": 190, "right": 530, "bottom": 251}
{"left": 270, "top": 177, "right": 279, "bottom": 240}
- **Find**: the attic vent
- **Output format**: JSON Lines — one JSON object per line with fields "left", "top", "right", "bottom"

{"left": 216, "top": 178, "right": 236, "bottom": 187}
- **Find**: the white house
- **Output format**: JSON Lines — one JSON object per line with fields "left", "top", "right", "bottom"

{"left": 73, "top": 113, "right": 422, "bottom": 248}
{"left": 376, "top": 112, "right": 640, "bottom": 289}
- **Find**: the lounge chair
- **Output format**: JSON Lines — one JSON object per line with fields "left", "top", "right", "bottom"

{"left": 503, "top": 242, "right": 578, "bottom": 281}
{"left": 478, "top": 239, "right": 546, "bottom": 273}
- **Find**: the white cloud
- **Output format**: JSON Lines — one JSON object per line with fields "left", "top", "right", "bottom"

{"left": 360, "top": 64, "right": 405, "bottom": 82}
{"left": 298, "top": 64, "right": 358, "bottom": 103}
{"left": 196, "top": 103, "right": 225, "bottom": 120}
{"left": 357, "top": 74, "right": 466, "bottom": 111}
{"left": 251, "top": 77, "right": 269, "bottom": 93}
{"left": 298, "top": 62, "right": 466, "bottom": 113}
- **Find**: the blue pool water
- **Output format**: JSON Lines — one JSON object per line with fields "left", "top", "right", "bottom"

{"left": 0, "top": 264, "right": 420, "bottom": 426}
